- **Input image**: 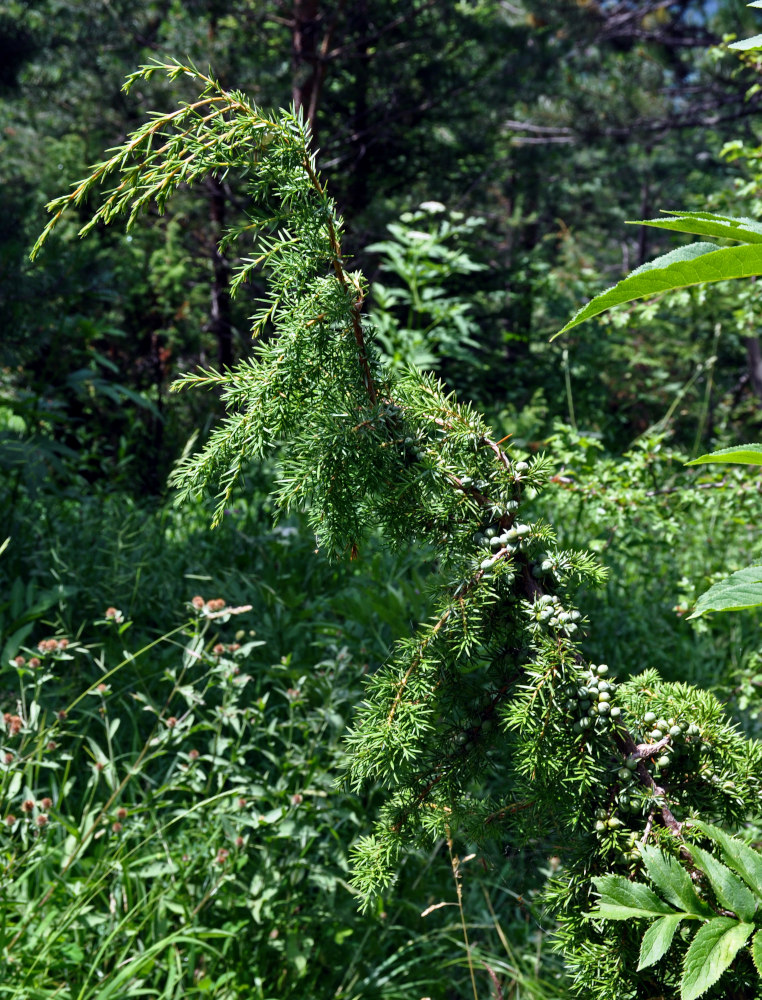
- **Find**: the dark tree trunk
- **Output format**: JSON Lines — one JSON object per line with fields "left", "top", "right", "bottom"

{"left": 637, "top": 174, "right": 650, "bottom": 267}
{"left": 292, "top": 0, "right": 322, "bottom": 131}
{"left": 291, "top": 1, "right": 347, "bottom": 141}
{"left": 346, "top": 0, "right": 370, "bottom": 216}
{"left": 746, "top": 336, "right": 762, "bottom": 401}
{"left": 208, "top": 176, "right": 233, "bottom": 370}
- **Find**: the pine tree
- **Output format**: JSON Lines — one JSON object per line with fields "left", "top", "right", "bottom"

{"left": 32, "top": 60, "right": 762, "bottom": 999}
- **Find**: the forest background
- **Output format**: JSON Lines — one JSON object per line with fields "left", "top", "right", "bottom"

{"left": 4, "top": 1, "right": 762, "bottom": 997}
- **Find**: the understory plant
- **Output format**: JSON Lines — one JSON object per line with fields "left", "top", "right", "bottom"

{"left": 30, "top": 58, "right": 762, "bottom": 1000}
{"left": 4, "top": 592, "right": 520, "bottom": 1000}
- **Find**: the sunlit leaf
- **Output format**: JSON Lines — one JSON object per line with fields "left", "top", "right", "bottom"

{"left": 689, "top": 845, "right": 757, "bottom": 922}
{"left": 633, "top": 212, "right": 762, "bottom": 244}
{"left": 589, "top": 876, "right": 676, "bottom": 920}
{"left": 686, "top": 444, "right": 762, "bottom": 466}
{"left": 555, "top": 242, "right": 762, "bottom": 338}
{"left": 682, "top": 918, "right": 754, "bottom": 1000}
{"left": 688, "top": 564, "right": 762, "bottom": 618}
{"left": 689, "top": 821, "right": 762, "bottom": 901}
{"left": 639, "top": 844, "right": 711, "bottom": 917}
{"left": 638, "top": 914, "right": 683, "bottom": 970}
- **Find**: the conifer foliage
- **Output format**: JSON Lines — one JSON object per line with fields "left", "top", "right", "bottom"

{"left": 33, "top": 61, "right": 762, "bottom": 1000}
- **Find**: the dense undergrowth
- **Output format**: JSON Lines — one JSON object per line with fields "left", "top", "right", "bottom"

{"left": 1, "top": 472, "right": 570, "bottom": 999}
{"left": 2, "top": 415, "right": 762, "bottom": 998}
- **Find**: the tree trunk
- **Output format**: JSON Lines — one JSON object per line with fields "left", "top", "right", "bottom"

{"left": 746, "top": 336, "right": 762, "bottom": 401}
{"left": 208, "top": 176, "right": 233, "bottom": 370}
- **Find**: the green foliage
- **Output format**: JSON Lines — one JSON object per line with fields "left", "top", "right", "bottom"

{"left": 688, "top": 565, "right": 762, "bottom": 619}
{"left": 29, "top": 50, "right": 762, "bottom": 1000}
{"left": 556, "top": 224, "right": 762, "bottom": 338}
{"left": 367, "top": 202, "right": 486, "bottom": 377}
{"left": 0, "top": 502, "right": 557, "bottom": 1000}
{"left": 588, "top": 823, "right": 762, "bottom": 1000}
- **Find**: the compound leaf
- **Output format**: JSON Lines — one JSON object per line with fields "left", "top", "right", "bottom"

{"left": 752, "top": 930, "right": 762, "bottom": 978}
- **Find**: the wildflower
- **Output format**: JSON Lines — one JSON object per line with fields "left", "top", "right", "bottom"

{"left": 96, "top": 683, "right": 109, "bottom": 694}
{"left": 188, "top": 749, "right": 199, "bottom": 761}
{"left": 228, "top": 642, "right": 241, "bottom": 652}
{"left": 39, "top": 797, "right": 53, "bottom": 810}
{"left": 4, "top": 815, "right": 15, "bottom": 826}
{"left": 104, "top": 607, "right": 124, "bottom": 623}
{"left": 207, "top": 598, "right": 226, "bottom": 612}
{"left": 94, "top": 761, "right": 104, "bottom": 772}
{"left": 191, "top": 595, "right": 205, "bottom": 609}
{"left": 46, "top": 741, "right": 56, "bottom": 751}
{"left": 111, "top": 821, "right": 122, "bottom": 833}
{"left": 235, "top": 835, "right": 244, "bottom": 849}
{"left": 4, "top": 752, "right": 13, "bottom": 764}
{"left": 213, "top": 643, "right": 225, "bottom": 656}
{"left": 286, "top": 688, "right": 301, "bottom": 701}
{"left": 5, "top": 715, "right": 22, "bottom": 736}
{"left": 291, "top": 793, "right": 303, "bottom": 806}
{"left": 419, "top": 200, "right": 446, "bottom": 214}
{"left": 13, "top": 656, "right": 25, "bottom": 667}
{"left": 57, "top": 710, "right": 67, "bottom": 721}
{"left": 238, "top": 797, "right": 247, "bottom": 808}
{"left": 29, "top": 657, "right": 40, "bottom": 669}
{"left": 116, "top": 807, "right": 128, "bottom": 820}
{"left": 35, "top": 814, "right": 48, "bottom": 827}
{"left": 215, "top": 847, "right": 229, "bottom": 864}
{"left": 166, "top": 716, "right": 177, "bottom": 729}
{"left": 58, "top": 639, "right": 69, "bottom": 649}
{"left": 21, "top": 800, "right": 34, "bottom": 813}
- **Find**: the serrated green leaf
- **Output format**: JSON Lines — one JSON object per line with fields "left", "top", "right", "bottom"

{"left": 637, "top": 914, "right": 683, "bottom": 970}
{"left": 688, "top": 846, "right": 757, "bottom": 922}
{"left": 589, "top": 876, "right": 676, "bottom": 920}
{"left": 682, "top": 918, "right": 754, "bottom": 1000}
{"left": 632, "top": 212, "right": 762, "bottom": 244}
{"left": 689, "top": 821, "right": 762, "bottom": 901}
{"left": 688, "top": 564, "right": 762, "bottom": 618}
{"left": 729, "top": 33, "right": 762, "bottom": 50}
{"left": 639, "top": 844, "right": 712, "bottom": 917}
{"left": 752, "top": 930, "right": 762, "bottom": 978}
{"left": 554, "top": 242, "right": 762, "bottom": 338}
{"left": 686, "top": 444, "right": 762, "bottom": 466}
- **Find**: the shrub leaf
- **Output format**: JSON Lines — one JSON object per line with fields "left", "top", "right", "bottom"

{"left": 682, "top": 918, "right": 755, "bottom": 1000}
{"left": 555, "top": 242, "right": 762, "bottom": 337}
{"left": 688, "top": 564, "right": 762, "bottom": 618}
{"left": 639, "top": 844, "right": 712, "bottom": 917}
{"left": 752, "top": 930, "right": 762, "bottom": 978}
{"left": 689, "top": 821, "right": 762, "bottom": 901}
{"left": 686, "top": 444, "right": 762, "bottom": 466}
{"left": 688, "top": 846, "right": 757, "bottom": 921}
{"left": 589, "top": 876, "right": 676, "bottom": 920}
{"left": 633, "top": 212, "right": 762, "bottom": 244}
{"left": 637, "top": 914, "right": 683, "bottom": 970}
